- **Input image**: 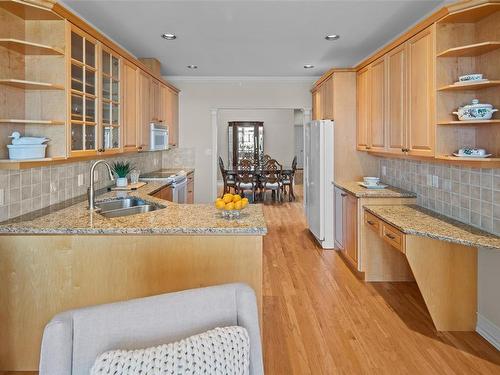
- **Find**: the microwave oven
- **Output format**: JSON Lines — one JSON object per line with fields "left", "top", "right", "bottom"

{"left": 150, "top": 123, "right": 169, "bottom": 151}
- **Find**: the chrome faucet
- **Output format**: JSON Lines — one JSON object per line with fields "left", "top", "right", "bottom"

{"left": 88, "top": 160, "right": 115, "bottom": 210}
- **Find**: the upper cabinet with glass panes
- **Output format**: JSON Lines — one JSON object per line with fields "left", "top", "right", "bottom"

{"left": 101, "top": 48, "right": 121, "bottom": 151}
{"left": 70, "top": 27, "right": 98, "bottom": 155}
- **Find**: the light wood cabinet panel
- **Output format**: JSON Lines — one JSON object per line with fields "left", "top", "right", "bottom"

{"left": 407, "top": 26, "right": 435, "bottom": 157}
{"left": 386, "top": 44, "right": 407, "bottom": 154}
{"left": 369, "top": 58, "right": 386, "bottom": 151}
{"left": 187, "top": 173, "right": 194, "bottom": 204}
{"left": 169, "top": 88, "right": 179, "bottom": 147}
{"left": 159, "top": 83, "right": 169, "bottom": 124}
{"left": 321, "top": 76, "right": 334, "bottom": 120}
{"left": 150, "top": 78, "right": 160, "bottom": 122}
{"left": 138, "top": 69, "right": 151, "bottom": 150}
{"left": 356, "top": 67, "right": 370, "bottom": 150}
{"left": 122, "top": 60, "right": 138, "bottom": 151}
{"left": 312, "top": 89, "right": 321, "bottom": 120}
{"left": 343, "top": 193, "right": 358, "bottom": 266}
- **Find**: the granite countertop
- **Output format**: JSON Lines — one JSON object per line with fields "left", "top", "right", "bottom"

{"left": 364, "top": 205, "right": 500, "bottom": 250}
{"left": 334, "top": 181, "right": 416, "bottom": 198}
{"left": 0, "top": 181, "right": 267, "bottom": 236}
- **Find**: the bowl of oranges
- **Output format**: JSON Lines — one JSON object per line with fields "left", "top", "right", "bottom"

{"left": 215, "top": 193, "right": 249, "bottom": 219}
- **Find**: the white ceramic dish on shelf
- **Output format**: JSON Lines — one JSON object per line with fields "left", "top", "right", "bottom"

{"left": 452, "top": 153, "right": 492, "bottom": 158}
{"left": 357, "top": 182, "right": 388, "bottom": 189}
{"left": 458, "top": 73, "right": 483, "bottom": 82}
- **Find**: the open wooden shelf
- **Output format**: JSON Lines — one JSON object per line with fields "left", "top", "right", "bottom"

{"left": 0, "top": 79, "right": 64, "bottom": 90}
{"left": 437, "top": 80, "right": 500, "bottom": 91}
{"left": 437, "top": 119, "right": 500, "bottom": 125}
{"left": 438, "top": 3, "right": 500, "bottom": 23}
{"left": 0, "top": 0, "right": 61, "bottom": 20}
{"left": 0, "top": 38, "right": 64, "bottom": 55}
{"left": 437, "top": 41, "right": 500, "bottom": 57}
{"left": 0, "top": 119, "right": 65, "bottom": 125}
{"left": 0, "top": 156, "right": 67, "bottom": 170}
{"left": 436, "top": 155, "right": 500, "bottom": 167}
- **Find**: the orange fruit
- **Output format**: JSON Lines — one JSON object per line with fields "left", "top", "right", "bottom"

{"left": 234, "top": 200, "right": 243, "bottom": 210}
{"left": 215, "top": 200, "right": 225, "bottom": 210}
{"left": 223, "top": 194, "right": 233, "bottom": 204}
{"left": 241, "top": 198, "right": 249, "bottom": 208}
{"left": 232, "top": 194, "right": 242, "bottom": 203}
{"left": 225, "top": 202, "right": 235, "bottom": 210}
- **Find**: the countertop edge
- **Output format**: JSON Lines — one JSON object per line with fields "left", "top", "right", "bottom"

{"left": 363, "top": 205, "right": 499, "bottom": 250}
{"left": 333, "top": 181, "right": 417, "bottom": 198}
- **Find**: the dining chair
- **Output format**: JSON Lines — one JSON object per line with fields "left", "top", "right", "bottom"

{"left": 282, "top": 156, "right": 297, "bottom": 201}
{"left": 261, "top": 154, "right": 271, "bottom": 167}
{"left": 236, "top": 159, "right": 258, "bottom": 201}
{"left": 260, "top": 159, "right": 283, "bottom": 202}
{"left": 219, "top": 156, "right": 235, "bottom": 197}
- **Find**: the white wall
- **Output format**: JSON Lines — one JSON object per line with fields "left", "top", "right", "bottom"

{"left": 169, "top": 78, "right": 315, "bottom": 203}
{"left": 477, "top": 247, "right": 500, "bottom": 349}
{"left": 218, "top": 108, "right": 296, "bottom": 171}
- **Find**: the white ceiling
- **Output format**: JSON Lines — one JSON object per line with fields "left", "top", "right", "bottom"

{"left": 62, "top": 0, "right": 445, "bottom": 77}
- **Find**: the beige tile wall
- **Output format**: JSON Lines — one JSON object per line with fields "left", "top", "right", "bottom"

{"left": 0, "top": 151, "right": 164, "bottom": 222}
{"left": 379, "top": 158, "right": 500, "bottom": 236}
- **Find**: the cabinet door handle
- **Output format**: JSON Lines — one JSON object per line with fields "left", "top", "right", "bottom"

{"left": 367, "top": 220, "right": 376, "bottom": 226}
{"left": 365, "top": 146, "right": 371, "bottom": 150}
{"left": 341, "top": 193, "right": 347, "bottom": 197}
{"left": 385, "top": 233, "right": 396, "bottom": 240}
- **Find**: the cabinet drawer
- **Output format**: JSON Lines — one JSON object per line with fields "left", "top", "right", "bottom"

{"left": 381, "top": 222, "right": 405, "bottom": 253}
{"left": 364, "top": 211, "right": 381, "bottom": 233}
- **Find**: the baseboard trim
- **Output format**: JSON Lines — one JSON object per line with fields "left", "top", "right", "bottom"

{"left": 477, "top": 314, "right": 500, "bottom": 350}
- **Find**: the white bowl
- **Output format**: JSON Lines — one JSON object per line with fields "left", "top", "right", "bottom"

{"left": 7, "top": 144, "right": 47, "bottom": 160}
{"left": 458, "top": 74, "right": 483, "bottom": 82}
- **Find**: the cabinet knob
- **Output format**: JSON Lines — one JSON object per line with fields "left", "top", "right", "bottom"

{"left": 341, "top": 193, "right": 347, "bottom": 197}
{"left": 385, "top": 233, "right": 396, "bottom": 240}
{"left": 365, "top": 146, "right": 371, "bottom": 150}
{"left": 138, "top": 146, "right": 143, "bottom": 151}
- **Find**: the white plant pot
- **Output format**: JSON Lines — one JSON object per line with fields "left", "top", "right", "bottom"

{"left": 116, "top": 177, "right": 128, "bottom": 187}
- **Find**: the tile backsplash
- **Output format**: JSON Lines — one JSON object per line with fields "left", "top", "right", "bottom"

{"left": 379, "top": 157, "right": 500, "bottom": 236}
{"left": 0, "top": 151, "right": 165, "bottom": 222}
{"left": 162, "top": 147, "right": 195, "bottom": 169}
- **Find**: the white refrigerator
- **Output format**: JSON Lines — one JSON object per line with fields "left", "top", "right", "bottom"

{"left": 304, "top": 120, "right": 335, "bottom": 249}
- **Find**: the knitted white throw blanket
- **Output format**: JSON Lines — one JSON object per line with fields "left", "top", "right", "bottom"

{"left": 90, "top": 326, "right": 250, "bottom": 375}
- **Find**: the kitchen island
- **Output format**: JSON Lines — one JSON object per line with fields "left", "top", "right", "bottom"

{"left": 0, "top": 182, "right": 267, "bottom": 371}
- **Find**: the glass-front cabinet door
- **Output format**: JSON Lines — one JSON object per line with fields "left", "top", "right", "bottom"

{"left": 228, "top": 121, "right": 264, "bottom": 167}
{"left": 101, "top": 47, "right": 121, "bottom": 152}
{"left": 70, "top": 27, "right": 98, "bottom": 155}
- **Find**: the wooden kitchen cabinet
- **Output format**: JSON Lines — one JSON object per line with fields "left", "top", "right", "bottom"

{"left": 406, "top": 26, "right": 435, "bottom": 157}
{"left": 150, "top": 78, "right": 160, "bottom": 122}
{"left": 321, "top": 75, "right": 334, "bottom": 120}
{"left": 312, "top": 88, "right": 321, "bottom": 120}
{"left": 138, "top": 69, "right": 151, "bottom": 150}
{"left": 356, "top": 26, "right": 435, "bottom": 157}
{"left": 369, "top": 57, "right": 386, "bottom": 151}
{"left": 187, "top": 172, "right": 194, "bottom": 203}
{"left": 169, "top": 88, "right": 179, "bottom": 147}
{"left": 343, "top": 193, "right": 358, "bottom": 266}
{"left": 386, "top": 44, "right": 407, "bottom": 154}
{"left": 356, "top": 66, "right": 370, "bottom": 150}
{"left": 122, "top": 60, "right": 138, "bottom": 151}
{"left": 152, "top": 185, "right": 173, "bottom": 201}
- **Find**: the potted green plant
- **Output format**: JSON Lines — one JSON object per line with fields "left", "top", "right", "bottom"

{"left": 111, "top": 161, "right": 133, "bottom": 187}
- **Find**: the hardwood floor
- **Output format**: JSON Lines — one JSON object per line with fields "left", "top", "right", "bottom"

{"left": 261, "top": 186, "right": 500, "bottom": 374}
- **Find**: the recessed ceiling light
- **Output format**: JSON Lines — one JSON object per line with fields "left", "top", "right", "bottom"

{"left": 303, "top": 64, "right": 315, "bottom": 69}
{"left": 161, "top": 33, "right": 176, "bottom": 40}
{"left": 325, "top": 34, "right": 340, "bottom": 41}
{"left": 187, "top": 65, "right": 198, "bottom": 69}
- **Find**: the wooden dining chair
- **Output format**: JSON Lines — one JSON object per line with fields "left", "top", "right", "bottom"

{"left": 282, "top": 156, "right": 297, "bottom": 201}
{"left": 236, "top": 159, "right": 258, "bottom": 201}
{"left": 261, "top": 154, "right": 271, "bottom": 166}
{"left": 219, "top": 156, "right": 235, "bottom": 197}
{"left": 260, "top": 159, "right": 283, "bottom": 202}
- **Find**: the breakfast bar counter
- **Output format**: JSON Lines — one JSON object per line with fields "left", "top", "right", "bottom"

{"left": 0, "top": 183, "right": 266, "bottom": 371}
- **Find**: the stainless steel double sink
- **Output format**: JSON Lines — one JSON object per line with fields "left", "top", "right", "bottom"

{"left": 95, "top": 197, "right": 165, "bottom": 218}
